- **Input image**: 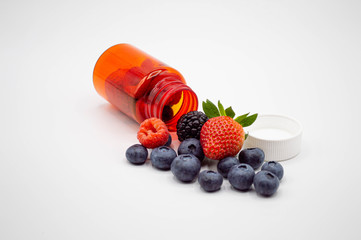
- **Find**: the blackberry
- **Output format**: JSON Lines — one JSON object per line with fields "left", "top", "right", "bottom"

{"left": 176, "top": 111, "right": 208, "bottom": 141}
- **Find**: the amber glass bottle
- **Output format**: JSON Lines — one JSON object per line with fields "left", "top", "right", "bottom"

{"left": 93, "top": 44, "right": 198, "bottom": 131}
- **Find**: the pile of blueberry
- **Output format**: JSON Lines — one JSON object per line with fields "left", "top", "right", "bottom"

{"left": 126, "top": 137, "right": 284, "bottom": 197}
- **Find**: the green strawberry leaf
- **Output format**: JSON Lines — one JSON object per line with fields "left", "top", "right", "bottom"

{"left": 225, "top": 107, "right": 235, "bottom": 118}
{"left": 202, "top": 99, "right": 220, "bottom": 118}
{"left": 218, "top": 100, "right": 226, "bottom": 116}
{"left": 201, "top": 99, "right": 258, "bottom": 128}
{"left": 245, "top": 132, "right": 249, "bottom": 140}
{"left": 239, "top": 113, "right": 258, "bottom": 127}
{"left": 234, "top": 112, "right": 249, "bottom": 124}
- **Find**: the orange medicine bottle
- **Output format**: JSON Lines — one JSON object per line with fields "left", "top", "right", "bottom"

{"left": 93, "top": 44, "right": 198, "bottom": 131}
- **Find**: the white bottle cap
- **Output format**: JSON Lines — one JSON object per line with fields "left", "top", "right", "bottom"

{"left": 243, "top": 114, "right": 302, "bottom": 161}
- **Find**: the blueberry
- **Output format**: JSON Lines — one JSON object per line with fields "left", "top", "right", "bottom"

{"left": 238, "top": 148, "right": 265, "bottom": 170}
{"left": 253, "top": 171, "right": 280, "bottom": 196}
{"left": 217, "top": 156, "right": 240, "bottom": 178}
{"left": 150, "top": 146, "right": 177, "bottom": 170}
{"left": 177, "top": 138, "right": 204, "bottom": 161}
{"left": 126, "top": 144, "right": 148, "bottom": 165}
{"left": 227, "top": 164, "right": 255, "bottom": 191}
{"left": 171, "top": 154, "right": 201, "bottom": 182}
{"left": 164, "top": 134, "right": 172, "bottom": 146}
{"left": 261, "top": 161, "right": 284, "bottom": 180}
{"left": 198, "top": 170, "right": 223, "bottom": 192}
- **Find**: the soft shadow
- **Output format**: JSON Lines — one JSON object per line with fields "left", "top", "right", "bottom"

{"left": 97, "top": 103, "right": 139, "bottom": 132}
{"left": 198, "top": 185, "right": 222, "bottom": 194}
{"left": 151, "top": 164, "right": 172, "bottom": 172}
{"left": 229, "top": 185, "right": 255, "bottom": 194}
{"left": 255, "top": 191, "right": 279, "bottom": 198}
{"left": 124, "top": 158, "right": 150, "bottom": 166}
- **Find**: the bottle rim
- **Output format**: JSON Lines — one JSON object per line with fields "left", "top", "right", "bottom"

{"left": 145, "top": 79, "right": 198, "bottom": 131}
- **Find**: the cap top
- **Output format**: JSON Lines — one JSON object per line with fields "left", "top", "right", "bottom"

{"left": 244, "top": 114, "right": 302, "bottom": 162}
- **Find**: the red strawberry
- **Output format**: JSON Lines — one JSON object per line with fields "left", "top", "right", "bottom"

{"left": 200, "top": 99, "right": 258, "bottom": 160}
{"left": 200, "top": 116, "right": 245, "bottom": 160}
{"left": 137, "top": 118, "right": 169, "bottom": 148}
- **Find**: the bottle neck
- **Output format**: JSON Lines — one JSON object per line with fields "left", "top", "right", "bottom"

{"left": 144, "top": 77, "right": 198, "bottom": 131}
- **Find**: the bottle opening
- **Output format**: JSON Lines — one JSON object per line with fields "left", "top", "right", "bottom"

{"left": 144, "top": 78, "right": 198, "bottom": 131}
{"left": 161, "top": 88, "right": 198, "bottom": 131}
{"left": 161, "top": 91, "right": 184, "bottom": 122}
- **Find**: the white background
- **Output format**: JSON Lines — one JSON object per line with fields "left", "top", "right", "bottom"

{"left": 1, "top": 0, "right": 361, "bottom": 239}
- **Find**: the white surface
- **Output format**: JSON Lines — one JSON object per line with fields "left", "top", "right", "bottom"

{"left": 251, "top": 128, "right": 293, "bottom": 140}
{"left": 244, "top": 114, "right": 303, "bottom": 161}
{"left": 1, "top": 0, "right": 361, "bottom": 239}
